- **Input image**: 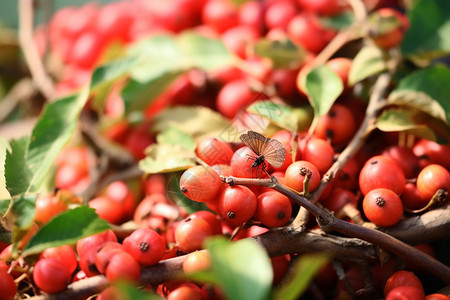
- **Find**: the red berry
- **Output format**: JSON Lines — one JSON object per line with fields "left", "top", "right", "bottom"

{"left": 216, "top": 78, "right": 260, "bottom": 119}
{"left": 105, "top": 252, "right": 141, "bottom": 283}
{"left": 180, "top": 166, "right": 222, "bottom": 203}
{"left": 231, "top": 146, "right": 270, "bottom": 179}
{"left": 196, "top": 137, "right": 234, "bottom": 166}
{"left": 255, "top": 191, "right": 292, "bottom": 228}
{"left": 123, "top": 228, "right": 166, "bottom": 266}
{"left": 33, "top": 258, "right": 72, "bottom": 293}
{"left": 284, "top": 160, "right": 321, "bottom": 193}
{"left": 362, "top": 188, "right": 403, "bottom": 227}
{"left": 359, "top": 155, "right": 406, "bottom": 196}
{"left": 386, "top": 286, "right": 425, "bottom": 300}
{"left": 297, "top": 136, "right": 334, "bottom": 174}
{"left": 218, "top": 185, "right": 257, "bottom": 226}
{"left": 40, "top": 245, "right": 78, "bottom": 275}
{"left": 95, "top": 242, "right": 125, "bottom": 274}
{"left": 313, "top": 103, "right": 356, "bottom": 146}
{"left": 416, "top": 164, "right": 450, "bottom": 202}
{"left": 175, "top": 217, "right": 214, "bottom": 253}
{"left": 182, "top": 251, "right": 211, "bottom": 273}
{"left": 0, "top": 269, "right": 16, "bottom": 300}
{"left": 384, "top": 270, "right": 424, "bottom": 297}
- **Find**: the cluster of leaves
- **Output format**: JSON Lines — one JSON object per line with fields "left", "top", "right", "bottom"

{"left": 0, "top": 0, "right": 450, "bottom": 298}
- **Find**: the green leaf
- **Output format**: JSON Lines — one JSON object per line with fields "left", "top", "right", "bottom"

{"left": 320, "top": 11, "right": 354, "bottom": 30}
{"left": 5, "top": 137, "right": 32, "bottom": 197}
{"left": 274, "top": 254, "right": 329, "bottom": 300}
{"left": 206, "top": 237, "right": 273, "bottom": 300}
{"left": 156, "top": 126, "right": 196, "bottom": 151}
{"left": 387, "top": 65, "right": 450, "bottom": 123}
{"left": 349, "top": 45, "right": 389, "bottom": 85}
{"left": 253, "top": 38, "right": 305, "bottom": 69}
{"left": 374, "top": 108, "right": 437, "bottom": 141}
{"left": 123, "top": 33, "right": 234, "bottom": 114}
{"left": 304, "top": 65, "right": 344, "bottom": 117}
{"left": 22, "top": 206, "right": 110, "bottom": 257}
{"left": 247, "top": 101, "right": 298, "bottom": 131}
{"left": 5, "top": 89, "right": 89, "bottom": 197}
{"left": 0, "top": 199, "right": 10, "bottom": 215}
{"left": 139, "top": 144, "right": 196, "bottom": 174}
{"left": 152, "top": 106, "right": 234, "bottom": 142}
{"left": 402, "top": 0, "right": 450, "bottom": 58}
{"left": 121, "top": 71, "right": 183, "bottom": 113}
{"left": 11, "top": 195, "right": 36, "bottom": 244}
{"left": 90, "top": 56, "right": 139, "bottom": 112}
{"left": 0, "top": 137, "right": 11, "bottom": 200}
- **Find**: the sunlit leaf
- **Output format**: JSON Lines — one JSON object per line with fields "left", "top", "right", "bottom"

{"left": 11, "top": 195, "right": 35, "bottom": 245}
{"left": 4, "top": 137, "right": 30, "bottom": 197}
{"left": 206, "top": 237, "right": 273, "bottom": 300}
{"left": 320, "top": 11, "right": 354, "bottom": 30}
{"left": 247, "top": 101, "right": 298, "bottom": 131}
{"left": 156, "top": 126, "right": 196, "bottom": 151}
{"left": 387, "top": 65, "right": 450, "bottom": 123}
{"left": 254, "top": 38, "right": 305, "bottom": 69}
{"left": 22, "top": 206, "right": 110, "bottom": 257}
{"left": 304, "top": 65, "right": 343, "bottom": 117}
{"left": 349, "top": 45, "right": 388, "bottom": 85}
{"left": 274, "top": 253, "right": 329, "bottom": 300}
{"left": 139, "top": 144, "right": 196, "bottom": 174}
{"left": 152, "top": 106, "right": 234, "bottom": 142}
{"left": 0, "top": 137, "right": 10, "bottom": 200}
{"left": 375, "top": 108, "right": 436, "bottom": 141}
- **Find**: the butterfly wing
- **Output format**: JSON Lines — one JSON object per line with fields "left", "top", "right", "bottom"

{"left": 261, "top": 138, "right": 286, "bottom": 168}
{"left": 240, "top": 131, "right": 268, "bottom": 155}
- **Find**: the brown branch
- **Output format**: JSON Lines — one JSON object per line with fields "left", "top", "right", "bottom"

{"left": 18, "top": 0, "right": 55, "bottom": 100}
{"left": 0, "top": 78, "right": 37, "bottom": 123}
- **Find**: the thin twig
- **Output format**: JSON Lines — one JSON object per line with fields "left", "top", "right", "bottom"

{"left": 0, "top": 78, "right": 36, "bottom": 123}
{"left": 18, "top": 0, "right": 55, "bottom": 100}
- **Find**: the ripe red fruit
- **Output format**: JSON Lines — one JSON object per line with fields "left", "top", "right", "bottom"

{"left": 255, "top": 191, "right": 292, "bottom": 228}
{"left": 334, "top": 158, "right": 359, "bottom": 190}
{"left": 386, "top": 286, "right": 425, "bottom": 300}
{"left": 168, "top": 284, "right": 203, "bottom": 300}
{"left": 196, "top": 137, "right": 234, "bottom": 166}
{"left": 202, "top": 0, "right": 238, "bottom": 34}
{"left": 264, "top": 1, "right": 298, "bottom": 30}
{"left": 320, "top": 187, "right": 357, "bottom": 214}
{"left": 413, "top": 139, "right": 450, "bottom": 169}
{"left": 362, "top": 188, "right": 403, "bottom": 227}
{"left": 182, "top": 251, "right": 211, "bottom": 273}
{"left": 416, "top": 164, "right": 450, "bottom": 202}
{"left": 77, "top": 230, "right": 117, "bottom": 276}
{"left": 425, "top": 294, "right": 450, "bottom": 300}
{"left": 382, "top": 145, "right": 420, "bottom": 179}
{"left": 401, "top": 183, "right": 427, "bottom": 211}
{"left": 95, "top": 242, "right": 125, "bottom": 274}
{"left": 230, "top": 146, "right": 270, "bottom": 179}
{"left": 384, "top": 270, "right": 424, "bottom": 297}
{"left": 313, "top": 103, "right": 356, "bottom": 146}
{"left": 297, "top": 136, "right": 334, "bottom": 174}
{"left": 89, "top": 196, "right": 124, "bottom": 224}
{"left": 216, "top": 78, "right": 260, "bottom": 118}
{"left": 287, "top": 12, "right": 336, "bottom": 53}
{"left": 175, "top": 217, "right": 214, "bottom": 253}
{"left": 359, "top": 155, "right": 406, "bottom": 196}
{"left": 271, "top": 255, "right": 290, "bottom": 286}
{"left": 218, "top": 185, "right": 257, "bottom": 226}
{"left": 33, "top": 258, "right": 72, "bottom": 293}
{"left": 0, "top": 269, "right": 16, "bottom": 300}
{"left": 105, "top": 252, "right": 141, "bottom": 283}
{"left": 34, "top": 195, "right": 68, "bottom": 224}
{"left": 189, "top": 211, "right": 222, "bottom": 235}
{"left": 104, "top": 180, "right": 135, "bottom": 220}
{"left": 39, "top": 245, "right": 78, "bottom": 275}
{"left": 221, "top": 25, "right": 259, "bottom": 59}
{"left": 123, "top": 228, "right": 166, "bottom": 266}
{"left": 180, "top": 166, "right": 222, "bottom": 203}
{"left": 284, "top": 160, "right": 321, "bottom": 193}
{"left": 133, "top": 194, "right": 169, "bottom": 225}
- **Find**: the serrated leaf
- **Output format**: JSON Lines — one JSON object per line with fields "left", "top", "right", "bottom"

{"left": 156, "top": 126, "right": 196, "bottom": 151}
{"left": 5, "top": 137, "right": 31, "bottom": 197}
{"left": 139, "top": 144, "right": 196, "bottom": 174}
{"left": 304, "top": 65, "right": 344, "bottom": 117}
{"left": 206, "top": 237, "right": 273, "bottom": 300}
{"left": 254, "top": 38, "right": 305, "bottom": 69}
{"left": 247, "top": 101, "right": 298, "bottom": 131}
{"left": 402, "top": 0, "right": 450, "bottom": 58}
{"left": 375, "top": 108, "right": 436, "bottom": 140}
{"left": 387, "top": 65, "right": 450, "bottom": 123}
{"left": 0, "top": 137, "right": 10, "bottom": 200}
{"left": 22, "top": 206, "right": 110, "bottom": 257}
{"left": 320, "top": 11, "right": 354, "bottom": 30}
{"left": 123, "top": 33, "right": 234, "bottom": 114}
{"left": 349, "top": 46, "right": 388, "bottom": 85}
{"left": 152, "top": 106, "right": 234, "bottom": 142}
{"left": 274, "top": 254, "right": 329, "bottom": 300}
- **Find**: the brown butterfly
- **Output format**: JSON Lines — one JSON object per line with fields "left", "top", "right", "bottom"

{"left": 240, "top": 131, "right": 286, "bottom": 177}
